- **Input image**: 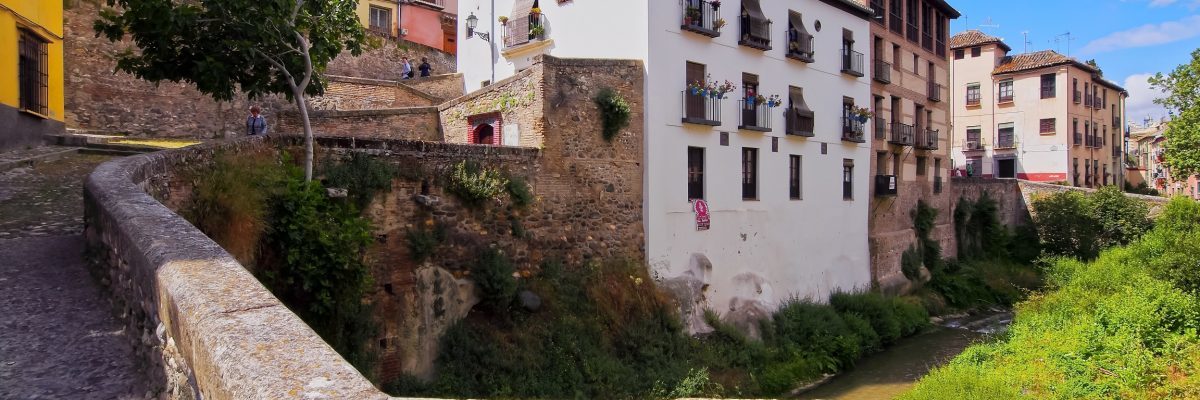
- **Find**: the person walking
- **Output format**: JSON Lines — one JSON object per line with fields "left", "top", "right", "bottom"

{"left": 246, "top": 106, "right": 267, "bottom": 136}
{"left": 401, "top": 57, "right": 413, "bottom": 79}
{"left": 418, "top": 58, "right": 432, "bottom": 77}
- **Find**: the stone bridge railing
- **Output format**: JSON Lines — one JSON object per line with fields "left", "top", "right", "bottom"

{"left": 83, "top": 136, "right": 408, "bottom": 399}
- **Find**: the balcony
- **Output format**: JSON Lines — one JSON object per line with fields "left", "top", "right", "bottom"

{"left": 889, "top": 12, "right": 903, "bottom": 34}
{"left": 966, "top": 95, "right": 981, "bottom": 107}
{"left": 1085, "top": 135, "right": 1094, "bottom": 147}
{"left": 936, "top": 39, "right": 946, "bottom": 58}
{"left": 738, "top": 100, "right": 772, "bottom": 132}
{"left": 503, "top": 14, "right": 548, "bottom": 50}
{"left": 963, "top": 139, "right": 985, "bottom": 151}
{"left": 875, "top": 175, "right": 898, "bottom": 197}
{"left": 1074, "top": 91, "right": 1082, "bottom": 104}
{"left": 889, "top": 122, "right": 915, "bottom": 146}
{"left": 1113, "top": 146, "right": 1121, "bottom": 157}
{"left": 916, "top": 128, "right": 939, "bottom": 150}
{"left": 870, "top": 0, "right": 885, "bottom": 24}
{"left": 996, "top": 135, "right": 1016, "bottom": 149}
{"left": 906, "top": 22, "right": 918, "bottom": 42}
{"left": 1094, "top": 101, "right": 1103, "bottom": 110}
{"left": 841, "top": 50, "right": 865, "bottom": 77}
{"left": 1085, "top": 95, "right": 1093, "bottom": 107}
{"left": 785, "top": 110, "right": 815, "bottom": 137}
{"left": 922, "top": 31, "right": 933, "bottom": 51}
{"left": 739, "top": 16, "right": 772, "bottom": 51}
{"left": 928, "top": 82, "right": 943, "bottom": 102}
{"left": 874, "top": 60, "right": 891, "bottom": 83}
{"left": 874, "top": 117, "right": 887, "bottom": 139}
{"left": 786, "top": 33, "right": 815, "bottom": 63}
{"left": 842, "top": 117, "right": 866, "bottom": 142}
{"left": 681, "top": 91, "right": 722, "bottom": 126}
{"left": 1074, "top": 132, "right": 1083, "bottom": 146}
{"left": 934, "top": 176, "right": 943, "bottom": 194}
{"left": 680, "top": 0, "right": 723, "bottom": 38}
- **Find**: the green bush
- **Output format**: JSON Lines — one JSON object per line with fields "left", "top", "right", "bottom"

{"left": 506, "top": 176, "right": 534, "bottom": 208}
{"left": 183, "top": 150, "right": 289, "bottom": 266}
{"left": 405, "top": 223, "right": 445, "bottom": 263}
{"left": 470, "top": 248, "right": 518, "bottom": 311}
{"left": 322, "top": 151, "right": 394, "bottom": 211}
{"left": 955, "top": 193, "right": 1010, "bottom": 260}
{"left": 1031, "top": 186, "right": 1152, "bottom": 260}
{"left": 1091, "top": 186, "right": 1153, "bottom": 248}
{"left": 594, "top": 87, "right": 632, "bottom": 142}
{"left": 445, "top": 161, "right": 508, "bottom": 206}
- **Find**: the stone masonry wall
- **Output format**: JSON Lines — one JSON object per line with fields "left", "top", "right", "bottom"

{"left": 311, "top": 77, "right": 434, "bottom": 111}
{"left": 400, "top": 73, "right": 466, "bottom": 102}
{"left": 325, "top": 38, "right": 456, "bottom": 82}
{"left": 63, "top": 1, "right": 454, "bottom": 138}
{"left": 949, "top": 178, "right": 1169, "bottom": 232}
{"left": 277, "top": 108, "right": 443, "bottom": 142}
{"left": 439, "top": 67, "right": 545, "bottom": 147}
{"left": 870, "top": 183, "right": 956, "bottom": 295}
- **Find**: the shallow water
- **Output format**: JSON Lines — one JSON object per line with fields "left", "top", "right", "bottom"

{"left": 796, "top": 311, "right": 1011, "bottom": 400}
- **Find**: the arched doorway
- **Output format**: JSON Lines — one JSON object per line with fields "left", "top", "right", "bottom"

{"left": 472, "top": 123, "right": 495, "bottom": 145}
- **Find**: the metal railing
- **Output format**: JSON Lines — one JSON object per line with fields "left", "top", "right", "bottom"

{"left": 785, "top": 110, "right": 815, "bottom": 137}
{"left": 874, "top": 117, "right": 887, "bottom": 139}
{"left": 998, "top": 93, "right": 1014, "bottom": 103}
{"left": 1074, "top": 91, "right": 1082, "bottom": 103}
{"left": 889, "top": 11, "right": 903, "bottom": 33}
{"left": 738, "top": 100, "right": 771, "bottom": 131}
{"left": 739, "top": 16, "right": 772, "bottom": 50}
{"left": 412, "top": 0, "right": 444, "bottom": 6}
{"left": 1074, "top": 132, "right": 1083, "bottom": 145}
{"left": 906, "top": 21, "right": 918, "bottom": 42}
{"left": 874, "top": 59, "right": 891, "bottom": 83}
{"left": 1041, "top": 87, "right": 1055, "bottom": 99}
{"left": 842, "top": 117, "right": 866, "bottom": 142}
{"left": 870, "top": 0, "right": 885, "bottom": 24}
{"left": 787, "top": 33, "right": 814, "bottom": 62}
{"left": 1085, "top": 134, "right": 1094, "bottom": 147}
{"left": 681, "top": 91, "right": 722, "bottom": 126}
{"left": 889, "top": 122, "right": 915, "bottom": 146}
{"left": 1085, "top": 94, "right": 1093, "bottom": 107}
{"left": 1113, "top": 146, "right": 1121, "bottom": 157}
{"left": 997, "top": 135, "right": 1016, "bottom": 149}
{"left": 1114, "top": 116, "right": 1121, "bottom": 128}
{"left": 842, "top": 50, "right": 865, "bottom": 76}
{"left": 963, "top": 139, "right": 985, "bottom": 151}
{"left": 928, "top": 82, "right": 943, "bottom": 102}
{"left": 875, "top": 175, "right": 898, "bottom": 197}
{"left": 936, "top": 39, "right": 945, "bottom": 57}
{"left": 917, "top": 128, "right": 938, "bottom": 150}
{"left": 680, "top": 0, "right": 722, "bottom": 37}
{"left": 503, "top": 14, "right": 547, "bottom": 49}
{"left": 922, "top": 31, "right": 933, "bottom": 50}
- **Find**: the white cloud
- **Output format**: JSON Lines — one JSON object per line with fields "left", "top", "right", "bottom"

{"left": 1124, "top": 73, "right": 1171, "bottom": 125}
{"left": 1080, "top": 15, "right": 1200, "bottom": 54}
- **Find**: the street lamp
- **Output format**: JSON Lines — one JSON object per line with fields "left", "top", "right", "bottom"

{"left": 465, "top": 10, "right": 496, "bottom": 85}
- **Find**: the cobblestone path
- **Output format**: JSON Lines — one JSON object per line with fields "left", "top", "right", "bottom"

{"left": 0, "top": 151, "right": 150, "bottom": 399}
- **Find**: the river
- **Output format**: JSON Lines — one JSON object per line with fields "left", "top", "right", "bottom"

{"left": 795, "top": 311, "right": 1013, "bottom": 400}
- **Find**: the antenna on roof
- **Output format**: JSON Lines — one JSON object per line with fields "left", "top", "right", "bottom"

{"left": 979, "top": 17, "right": 1000, "bottom": 32}
{"left": 1021, "top": 31, "right": 1032, "bottom": 53}
{"left": 1052, "top": 32, "right": 1076, "bottom": 56}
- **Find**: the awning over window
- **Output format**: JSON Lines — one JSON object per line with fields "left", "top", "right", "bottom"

{"left": 512, "top": 0, "right": 536, "bottom": 17}
{"left": 788, "top": 11, "right": 808, "bottom": 35}
{"left": 741, "top": 0, "right": 766, "bottom": 20}
{"left": 789, "top": 87, "right": 814, "bottom": 117}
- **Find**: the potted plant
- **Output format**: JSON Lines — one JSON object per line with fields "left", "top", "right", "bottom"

{"left": 765, "top": 94, "right": 782, "bottom": 108}
{"left": 711, "top": 0, "right": 721, "bottom": 9}
{"left": 687, "top": 75, "right": 737, "bottom": 100}
{"left": 850, "top": 106, "right": 873, "bottom": 123}
{"left": 530, "top": 24, "right": 546, "bottom": 38}
{"left": 498, "top": 15, "right": 509, "bottom": 24}
{"left": 685, "top": 7, "right": 700, "bottom": 26}
{"left": 713, "top": 18, "right": 726, "bottom": 30}
{"left": 530, "top": 7, "right": 542, "bottom": 15}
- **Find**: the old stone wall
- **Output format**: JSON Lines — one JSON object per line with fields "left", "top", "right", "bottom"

{"left": 83, "top": 137, "right": 394, "bottom": 399}
{"left": 439, "top": 66, "right": 545, "bottom": 147}
{"left": 949, "top": 179, "right": 1170, "bottom": 232}
{"left": 277, "top": 108, "right": 443, "bottom": 142}
{"left": 869, "top": 183, "right": 955, "bottom": 295}
{"left": 400, "top": 73, "right": 466, "bottom": 102}
{"left": 311, "top": 77, "right": 434, "bottom": 111}
{"left": 63, "top": 1, "right": 454, "bottom": 138}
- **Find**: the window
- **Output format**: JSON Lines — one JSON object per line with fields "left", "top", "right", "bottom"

{"left": 742, "top": 148, "right": 758, "bottom": 200}
{"left": 786, "top": 86, "right": 814, "bottom": 136}
{"left": 971, "top": 46, "right": 981, "bottom": 57}
{"left": 1073, "top": 158, "right": 1080, "bottom": 186}
{"left": 997, "top": 158, "right": 1016, "bottom": 179}
{"left": 843, "top": 159, "right": 854, "bottom": 200}
{"left": 684, "top": 62, "right": 709, "bottom": 121}
{"left": 876, "top": 151, "right": 888, "bottom": 174}
{"left": 18, "top": 30, "right": 49, "bottom": 115}
{"left": 688, "top": 147, "right": 705, "bottom": 200}
{"left": 912, "top": 54, "right": 919, "bottom": 74}
{"left": 789, "top": 155, "right": 803, "bottom": 200}
{"left": 368, "top": 6, "right": 392, "bottom": 33}
{"left": 934, "top": 158, "right": 942, "bottom": 177}
{"left": 916, "top": 156, "right": 927, "bottom": 175}
{"left": 966, "top": 126, "right": 981, "bottom": 148}
{"left": 954, "top": 48, "right": 964, "bottom": 59}
{"left": 1040, "top": 74, "right": 1056, "bottom": 98}
{"left": 1040, "top": 118, "right": 1055, "bottom": 134}
{"left": 787, "top": 11, "right": 814, "bottom": 60}
{"left": 966, "top": 83, "right": 981, "bottom": 106}
{"left": 998, "top": 79, "right": 1014, "bottom": 103}
{"left": 1103, "top": 89, "right": 1108, "bottom": 109}
{"left": 998, "top": 122, "right": 1015, "bottom": 148}
{"left": 1073, "top": 78, "right": 1080, "bottom": 103}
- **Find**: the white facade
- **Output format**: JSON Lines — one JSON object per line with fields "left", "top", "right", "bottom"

{"left": 457, "top": 0, "right": 874, "bottom": 323}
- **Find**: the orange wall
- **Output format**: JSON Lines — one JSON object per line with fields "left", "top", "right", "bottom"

{"left": 402, "top": 5, "right": 445, "bottom": 51}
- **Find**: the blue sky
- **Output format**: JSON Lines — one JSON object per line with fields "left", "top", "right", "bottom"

{"left": 949, "top": 0, "right": 1200, "bottom": 126}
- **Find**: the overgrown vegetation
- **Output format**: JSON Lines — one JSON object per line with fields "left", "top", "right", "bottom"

{"left": 182, "top": 150, "right": 288, "bottom": 266}
{"left": 323, "top": 151, "right": 394, "bottom": 210}
{"left": 903, "top": 197, "right": 1200, "bottom": 399}
{"left": 1126, "top": 180, "right": 1162, "bottom": 196}
{"left": 1030, "top": 186, "right": 1152, "bottom": 260}
{"left": 506, "top": 176, "right": 535, "bottom": 208}
{"left": 594, "top": 87, "right": 632, "bottom": 142}
{"left": 385, "top": 255, "right": 931, "bottom": 399}
{"left": 445, "top": 160, "right": 508, "bottom": 206}
{"left": 405, "top": 222, "right": 445, "bottom": 263}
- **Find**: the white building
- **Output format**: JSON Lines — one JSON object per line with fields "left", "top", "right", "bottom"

{"left": 456, "top": 0, "right": 874, "bottom": 326}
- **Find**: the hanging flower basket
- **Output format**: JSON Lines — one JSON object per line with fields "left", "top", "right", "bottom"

{"left": 687, "top": 74, "right": 736, "bottom": 100}
{"left": 850, "top": 106, "right": 873, "bottom": 123}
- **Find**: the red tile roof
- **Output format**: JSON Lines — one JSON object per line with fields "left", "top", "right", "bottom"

{"left": 949, "top": 30, "right": 1010, "bottom": 51}
{"left": 990, "top": 50, "right": 1127, "bottom": 93}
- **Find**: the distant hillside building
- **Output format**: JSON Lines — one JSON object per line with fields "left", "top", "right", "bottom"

{"left": 1126, "top": 121, "right": 1198, "bottom": 198}
{"left": 358, "top": 0, "right": 459, "bottom": 54}
{"left": 0, "top": 0, "right": 64, "bottom": 151}
{"left": 949, "top": 30, "right": 1127, "bottom": 188}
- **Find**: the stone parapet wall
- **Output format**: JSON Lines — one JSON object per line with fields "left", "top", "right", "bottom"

{"left": 400, "top": 73, "right": 466, "bottom": 102}
{"left": 278, "top": 108, "right": 443, "bottom": 142}
{"left": 312, "top": 77, "right": 436, "bottom": 111}
{"left": 326, "top": 40, "right": 456, "bottom": 82}
{"left": 83, "top": 137, "right": 395, "bottom": 399}
{"left": 949, "top": 179, "right": 1169, "bottom": 231}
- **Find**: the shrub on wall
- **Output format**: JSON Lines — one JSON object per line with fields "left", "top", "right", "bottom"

{"left": 594, "top": 88, "right": 631, "bottom": 142}
{"left": 505, "top": 176, "right": 534, "bottom": 208}
{"left": 406, "top": 222, "right": 446, "bottom": 263}
{"left": 322, "top": 151, "right": 395, "bottom": 211}
{"left": 470, "top": 248, "right": 518, "bottom": 311}
{"left": 445, "top": 161, "right": 508, "bottom": 206}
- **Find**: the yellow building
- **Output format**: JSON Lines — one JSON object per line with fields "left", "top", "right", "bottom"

{"left": 0, "top": 0, "right": 64, "bottom": 151}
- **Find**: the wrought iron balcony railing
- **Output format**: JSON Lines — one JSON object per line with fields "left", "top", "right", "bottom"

{"left": 738, "top": 100, "right": 772, "bottom": 132}
{"left": 928, "top": 81, "right": 943, "bottom": 102}
{"left": 680, "top": 0, "right": 722, "bottom": 38}
{"left": 874, "top": 60, "right": 891, "bottom": 83}
{"left": 842, "top": 50, "right": 865, "bottom": 77}
{"left": 681, "top": 90, "right": 722, "bottom": 126}
{"left": 916, "top": 128, "right": 938, "bottom": 150}
{"left": 503, "top": 14, "right": 547, "bottom": 49}
{"left": 842, "top": 117, "right": 866, "bottom": 142}
{"left": 963, "top": 139, "right": 985, "bottom": 151}
{"left": 739, "top": 16, "right": 772, "bottom": 50}
{"left": 874, "top": 117, "right": 887, "bottom": 139}
{"left": 889, "top": 122, "right": 915, "bottom": 146}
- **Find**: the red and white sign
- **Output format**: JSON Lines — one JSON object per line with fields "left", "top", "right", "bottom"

{"left": 692, "top": 199, "right": 711, "bottom": 231}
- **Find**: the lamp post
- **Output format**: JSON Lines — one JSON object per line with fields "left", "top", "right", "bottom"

{"left": 465, "top": 8, "right": 496, "bottom": 85}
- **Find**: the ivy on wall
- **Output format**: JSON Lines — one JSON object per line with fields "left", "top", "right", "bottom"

{"left": 445, "top": 81, "right": 538, "bottom": 122}
{"left": 593, "top": 88, "right": 631, "bottom": 142}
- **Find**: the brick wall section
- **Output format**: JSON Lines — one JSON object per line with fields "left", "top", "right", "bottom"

{"left": 400, "top": 73, "right": 466, "bottom": 102}
{"left": 439, "top": 67, "right": 545, "bottom": 147}
{"left": 325, "top": 39, "right": 456, "bottom": 81}
{"left": 63, "top": 1, "right": 453, "bottom": 138}
{"left": 870, "top": 183, "right": 956, "bottom": 295}
{"left": 277, "top": 108, "right": 443, "bottom": 141}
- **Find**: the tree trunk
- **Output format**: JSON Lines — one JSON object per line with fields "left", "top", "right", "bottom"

{"left": 293, "top": 90, "right": 315, "bottom": 182}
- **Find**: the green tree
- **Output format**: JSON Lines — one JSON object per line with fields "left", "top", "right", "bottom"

{"left": 1150, "top": 49, "right": 1200, "bottom": 179}
{"left": 94, "top": 0, "right": 367, "bottom": 181}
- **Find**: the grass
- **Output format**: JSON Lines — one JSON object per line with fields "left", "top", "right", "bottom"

{"left": 902, "top": 197, "right": 1200, "bottom": 399}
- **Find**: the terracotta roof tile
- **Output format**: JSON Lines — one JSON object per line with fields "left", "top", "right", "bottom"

{"left": 992, "top": 50, "right": 1075, "bottom": 75}
{"left": 949, "top": 30, "right": 1009, "bottom": 51}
